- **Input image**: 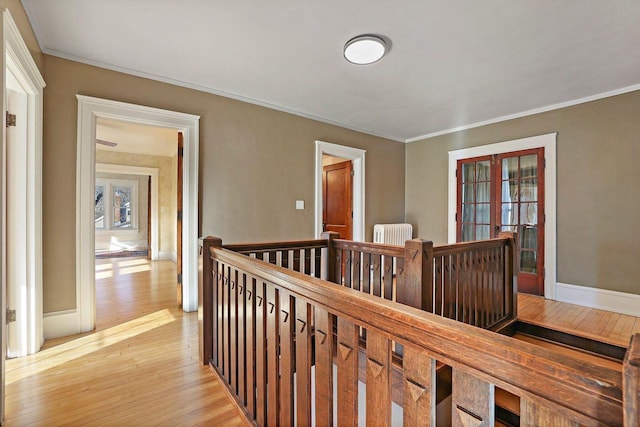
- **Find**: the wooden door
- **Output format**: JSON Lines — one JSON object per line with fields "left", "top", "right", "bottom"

{"left": 457, "top": 148, "right": 545, "bottom": 295}
{"left": 176, "top": 132, "right": 183, "bottom": 307}
{"left": 322, "top": 160, "right": 353, "bottom": 239}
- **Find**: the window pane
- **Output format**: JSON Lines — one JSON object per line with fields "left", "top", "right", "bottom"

{"left": 476, "top": 203, "right": 490, "bottom": 224}
{"left": 521, "top": 226, "right": 537, "bottom": 250}
{"left": 520, "top": 154, "right": 537, "bottom": 178}
{"left": 502, "top": 180, "right": 518, "bottom": 202}
{"left": 113, "top": 186, "right": 132, "bottom": 229}
{"left": 95, "top": 185, "right": 105, "bottom": 229}
{"left": 476, "top": 182, "right": 490, "bottom": 203}
{"left": 501, "top": 203, "right": 518, "bottom": 225}
{"left": 462, "top": 204, "right": 475, "bottom": 223}
{"left": 520, "top": 202, "right": 537, "bottom": 224}
{"left": 461, "top": 224, "right": 474, "bottom": 242}
{"left": 520, "top": 250, "right": 537, "bottom": 273}
{"left": 462, "top": 163, "right": 475, "bottom": 183}
{"left": 462, "top": 183, "right": 475, "bottom": 203}
{"left": 476, "top": 225, "right": 490, "bottom": 240}
{"left": 502, "top": 157, "right": 519, "bottom": 180}
{"left": 476, "top": 161, "right": 490, "bottom": 181}
{"left": 520, "top": 179, "right": 537, "bottom": 202}
{"left": 501, "top": 225, "right": 517, "bottom": 233}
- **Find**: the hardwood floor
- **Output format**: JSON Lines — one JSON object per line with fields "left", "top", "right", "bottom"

{"left": 4, "top": 257, "right": 248, "bottom": 426}
{"left": 518, "top": 293, "right": 640, "bottom": 348}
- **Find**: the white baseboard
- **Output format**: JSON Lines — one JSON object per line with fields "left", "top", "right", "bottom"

{"left": 158, "top": 250, "right": 178, "bottom": 262}
{"left": 43, "top": 309, "right": 82, "bottom": 339}
{"left": 555, "top": 282, "right": 640, "bottom": 317}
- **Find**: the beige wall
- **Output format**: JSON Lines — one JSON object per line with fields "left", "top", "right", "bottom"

{"left": 405, "top": 90, "right": 640, "bottom": 296}
{"left": 96, "top": 151, "right": 177, "bottom": 259}
{"left": 42, "top": 55, "right": 405, "bottom": 312}
{"left": 0, "top": 0, "right": 42, "bottom": 71}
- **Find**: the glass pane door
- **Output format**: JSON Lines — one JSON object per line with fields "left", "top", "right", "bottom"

{"left": 496, "top": 149, "right": 544, "bottom": 295}
{"left": 457, "top": 157, "right": 492, "bottom": 241}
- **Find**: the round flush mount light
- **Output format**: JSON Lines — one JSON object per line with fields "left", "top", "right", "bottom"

{"left": 343, "top": 35, "right": 387, "bottom": 65}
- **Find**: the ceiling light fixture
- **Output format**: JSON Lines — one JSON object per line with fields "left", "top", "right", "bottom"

{"left": 344, "top": 35, "right": 387, "bottom": 65}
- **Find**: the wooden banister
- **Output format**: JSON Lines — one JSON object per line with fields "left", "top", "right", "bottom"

{"left": 398, "top": 239, "right": 434, "bottom": 311}
{"left": 206, "top": 246, "right": 623, "bottom": 426}
{"left": 624, "top": 333, "right": 640, "bottom": 426}
{"left": 198, "top": 236, "right": 221, "bottom": 365}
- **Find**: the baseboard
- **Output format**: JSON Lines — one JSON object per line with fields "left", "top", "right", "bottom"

{"left": 158, "top": 250, "right": 178, "bottom": 262}
{"left": 43, "top": 309, "right": 81, "bottom": 339}
{"left": 555, "top": 282, "right": 640, "bottom": 317}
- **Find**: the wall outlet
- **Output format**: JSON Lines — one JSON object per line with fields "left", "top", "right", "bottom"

{"left": 296, "top": 200, "right": 304, "bottom": 210}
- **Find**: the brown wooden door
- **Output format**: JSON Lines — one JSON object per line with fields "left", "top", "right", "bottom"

{"left": 176, "top": 132, "right": 183, "bottom": 307}
{"left": 322, "top": 160, "right": 353, "bottom": 239}
{"left": 457, "top": 148, "right": 545, "bottom": 295}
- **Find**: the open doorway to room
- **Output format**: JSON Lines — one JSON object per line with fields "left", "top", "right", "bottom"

{"left": 92, "top": 118, "right": 180, "bottom": 327}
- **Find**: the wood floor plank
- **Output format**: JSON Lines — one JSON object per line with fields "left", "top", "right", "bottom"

{"left": 4, "top": 257, "right": 249, "bottom": 427}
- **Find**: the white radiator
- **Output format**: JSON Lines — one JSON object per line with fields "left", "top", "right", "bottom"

{"left": 373, "top": 223, "right": 413, "bottom": 246}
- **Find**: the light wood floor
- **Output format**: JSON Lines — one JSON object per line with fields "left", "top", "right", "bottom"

{"left": 518, "top": 293, "right": 640, "bottom": 348}
{"left": 4, "top": 257, "right": 248, "bottom": 427}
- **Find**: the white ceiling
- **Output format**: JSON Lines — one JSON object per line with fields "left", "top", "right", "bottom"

{"left": 96, "top": 117, "right": 177, "bottom": 157}
{"left": 23, "top": 1, "right": 640, "bottom": 142}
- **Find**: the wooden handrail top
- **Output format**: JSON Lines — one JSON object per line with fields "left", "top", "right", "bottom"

{"left": 209, "top": 246, "right": 622, "bottom": 425}
{"left": 332, "top": 238, "right": 405, "bottom": 257}
{"left": 223, "top": 239, "right": 327, "bottom": 253}
{"left": 432, "top": 237, "right": 513, "bottom": 256}
{"left": 626, "top": 333, "right": 640, "bottom": 367}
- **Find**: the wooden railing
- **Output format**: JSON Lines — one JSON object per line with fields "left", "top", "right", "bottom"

{"left": 199, "top": 237, "right": 629, "bottom": 426}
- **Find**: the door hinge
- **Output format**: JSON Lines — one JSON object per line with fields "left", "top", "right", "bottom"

{"left": 6, "top": 308, "right": 16, "bottom": 323}
{"left": 177, "top": 273, "right": 182, "bottom": 284}
{"left": 351, "top": 169, "right": 354, "bottom": 177}
{"left": 6, "top": 111, "right": 16, "bottom": 127}
{"left": 544, "top": 158, "right": 546, "bottom": 169}
{"left": 455, "top": 168, "right": 458, "bottom": 178}
{"left": 177, "top": 210, "right": 182, "bottom": 221}
{"left": 178, "top": 146, "right": 184, "bottom": 156}
{"left": 455, "top": 213, "right": 457, "bottom": 222}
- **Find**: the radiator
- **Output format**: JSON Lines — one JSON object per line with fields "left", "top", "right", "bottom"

{"left": 373, "top": 223, "right": 413, "bottom": 246}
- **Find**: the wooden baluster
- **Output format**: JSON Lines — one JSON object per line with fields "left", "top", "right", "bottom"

{"left": 452, "top": 254, "right": 459, "bottom": 321}
{"left": 321, "top": 231, "right": 338, "bottom": 283}
{"left": 199, "top": 237, "right": 220, "bottom": 365}
{"left": 266, "top": 284, "right": 279, "bottom": 426}
{"left": 246, "top": 276, "right": 256, "bottom": 419}
{"left": 217, "top": 261, "right": 225, "bottom": 375}
{"left": 452, "top": 369, "right": 495, "bottom": 427}
{"left": 295, "top": 298, "right": 312, "bottom": 426}
{"left": 403, "top": 346, "right": 436, "bottom": 426}
{"left": 337, "top": 317, "right": 359, "bottom": 426}
{"left": 434, "top": 255, "right": 443, "bottom": 316}
{"left": 279, "top": 290, "right": 294, "bottom": 425}
{"left": 315, "top": 247, "right": 322, "bottom": 279}
{"left": 366, "top": 330, "right": 392, "bottom": 426}
{"left": 336, "top": 249, "right": 343, "bottom": 285}
{"left": 395, "top": 256, "right": 405, "bottom": 302}
{"left": 237, "top": 272, "right": 246, "bottom": 404}
{"left": 624, "top": 333, "right": 640, "bottom": 427}
{"left": 230, "top": 269, "right": 238, "bottom": 392}
{"left": 222, "top": 264, "right": 229, "bottom": 381}
{"left": 254, "top": 279, "right": 267, "bottom": 426}
{"left": 352, "top": 250, "right": 361, "bottom": 291}
{"left": 383, "top": 255, "right": 393, "bottom": 301}
{"left": 315, "top": 307, "right": 335, "bottom": 426}
{"left": 345, "top": 249, "right": 353, "bottom": 289}
{"left": 372, "top": 253, "right": 382, "bottom": 297}
{"left": 363, "top": 251, "right": 372, "bottom": 294}
{"left": 520, "top": 397, "right": 579, "bottom": 427}
{"left": 398, "top": 239, "right": 434, "bottom": 311}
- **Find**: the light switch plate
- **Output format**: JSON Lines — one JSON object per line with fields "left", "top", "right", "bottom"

{"left": 296, "top": 200, "right": 304, "bottom": 210}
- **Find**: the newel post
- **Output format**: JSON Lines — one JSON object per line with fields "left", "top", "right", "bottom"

{"left": 398, "top": 239, "right": 434, "bottom": 311}
{"left": 321, "top": 231, "right": 339, "bottom": 283}
{"left": 624, "top": 333, "right": 640, "bottom": 426}
{"left": 498, "top": 231, "right": 518, "bottom": 319}
{"left": 199, "top": 236, "right": 222, "bottom": 365}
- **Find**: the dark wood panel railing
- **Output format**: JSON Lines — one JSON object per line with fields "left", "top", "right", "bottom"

{"left": 199, "top": 237, "right": 627, "bottom": 426}
{"left": 624, "top": 333, "right": 640, "bottom": 426}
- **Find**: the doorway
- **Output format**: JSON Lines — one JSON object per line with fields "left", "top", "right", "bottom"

{"left": 73, "top": 96, "right": 199, "bottom": 337}
{"left": 322, "top": 157, "right": 353, "bottom": 240}
{"left": 315, "top": 141, "right": 365, "bottom": 241}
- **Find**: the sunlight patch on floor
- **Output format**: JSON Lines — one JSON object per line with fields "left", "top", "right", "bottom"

{"left": 5, "top": 309, "right": 176, "bottom": 385}
{"left": 118, "top": 258, "right": 150, "bottom": 268}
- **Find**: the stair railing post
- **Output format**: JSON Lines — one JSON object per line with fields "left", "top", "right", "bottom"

{"left": 321, "top": 231, "right": 339, "bottom": 283}
{"left": 199, "top": 236, "right": 222, "bottom": 365}
{"left": 398, "top": 239, "right": 434, "bottom": 311}
{"left": 498, "top": 231, "right": 518, "bottom": 319}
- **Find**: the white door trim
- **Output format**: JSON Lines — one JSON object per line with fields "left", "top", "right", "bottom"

{"left": 447, "top": 133, "right": 557, "bottom": 299}
{"left": 315, "top": 141, "right": 365, "bottom": 241}
{"left": 73, "top": 96, "right": 199, "bottom": 336}
{"left": 96, "top": 163, "right": 159, "bottom": 260}
{"left": 2, "top": 9, "right": 46, "bottom": 360}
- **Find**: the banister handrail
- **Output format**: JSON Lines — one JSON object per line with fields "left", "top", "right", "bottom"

{"left": 432, "top": 236, "right": 512, "bottom": 255}
{"left": 332, "top": 238, "right": 405, "bottom": 257}
{"left": 223, "top": 238, "right": 327, "bottom": 253}
{"left": 207, "top": 243, "right": 622, "bottom": 425}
